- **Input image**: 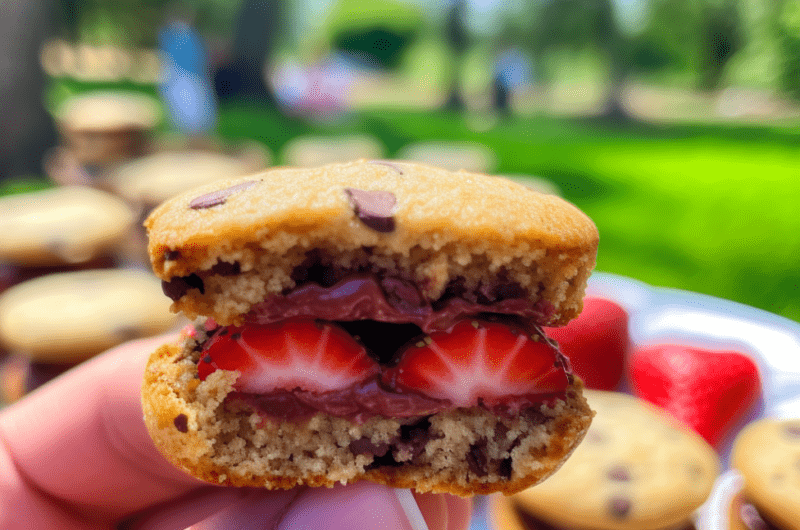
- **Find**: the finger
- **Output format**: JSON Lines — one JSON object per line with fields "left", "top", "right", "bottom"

{"left": 0, "top": 334, "right": 206, "bottom": 523}
{"left": 126, "top": 482, "right": 473, "bottom": 530}
{"left": 120, "top": 487, "right": 300, "bottom": 530}
{"left": 413, "top": 491, "right": 473, "bottom": 530}
{"left": 276, "top": 482, "right": 473, "bottom": 530}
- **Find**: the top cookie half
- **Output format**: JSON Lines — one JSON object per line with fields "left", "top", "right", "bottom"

{"left": 145, "top": 160, "right": 599, "bottom": 327}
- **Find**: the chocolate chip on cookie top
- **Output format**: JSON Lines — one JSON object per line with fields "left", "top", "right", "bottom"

{"left": 344, "top": 188, "right": 397, "bottom": 233}
{"left": 189, "top": 180, "right": 260, "bottom": 209}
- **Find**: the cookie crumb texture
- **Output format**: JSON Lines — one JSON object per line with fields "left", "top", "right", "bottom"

{"left": 142, "top": 339, "right": 593, "bottom": 496}
{"left": 145, "top": 160, "right": 598, "bottom": 327}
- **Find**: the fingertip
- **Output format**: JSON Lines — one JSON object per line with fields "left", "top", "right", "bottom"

{"left": 413, "top": 491, "right": 473, "bottom": 530}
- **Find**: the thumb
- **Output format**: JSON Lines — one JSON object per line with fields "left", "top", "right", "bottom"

{"left": 157, "top": 482, "right": 471, "bottom": 530}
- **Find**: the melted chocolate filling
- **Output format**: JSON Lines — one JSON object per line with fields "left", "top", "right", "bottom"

{"left": 246, "top": 274, "right": 555, "bottom": 334}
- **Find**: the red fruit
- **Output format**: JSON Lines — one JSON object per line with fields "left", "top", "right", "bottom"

{"left": 629, "top": 344, "right": 762, "bottom": 446}
{"left": 544, "top": 297, "right": 629, "bottom": 390}
{"left": 381, "top": 319, "right": 569, "bottom": 408}
{"left": 198, "top": 320, "right": 380, "bottom": 393}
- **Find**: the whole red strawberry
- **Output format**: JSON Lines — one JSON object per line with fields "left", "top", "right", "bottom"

{"left": 629, "top": 344, "right": 762, "bottom": 447}
{"left": 545, "top": 297, "right": 629, "bottom": 390}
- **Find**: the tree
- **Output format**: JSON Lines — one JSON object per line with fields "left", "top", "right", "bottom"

{"left": 213, "top": 0, "right": 283, "bottom": 104}
{"left": 775, "top": 0, "right": 800, "bottom": 99}
{"left": 529, "top": 0, "right": 630, "bottom": 120}
{"left": 698, "top": 0, "right": 743, "bottom": 90}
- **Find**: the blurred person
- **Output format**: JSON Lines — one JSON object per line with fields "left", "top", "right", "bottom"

{"left": 272, "top": 46, "right": 354, "bottom": 121}
{"left": 0, "top": 1, "right": 58, "bottom": 182}
{"left": 443, "top": 0, "right": 469, "bottom": 111}
{"left": 492, "top": 44, "right": 533, "bottom": 116}
{"left": 0, "top": 334, "right": 473, "bottom": 530}
{"left": 158, "top": 2, "right": 218, "bottom": 136}
{"left": 213, "top": 0, "right": 282, "bottom": 105}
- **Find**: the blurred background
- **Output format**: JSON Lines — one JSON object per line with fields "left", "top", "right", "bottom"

{"left": 1, "top": 0, "right": 799, "bottom": 330}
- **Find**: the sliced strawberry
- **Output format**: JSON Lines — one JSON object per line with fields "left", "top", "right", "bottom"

{"left": 629, "top": 344, "right": 762, "bottom": 447}
{"left": 381, "top": 319, "right": 569, "bottom": 408}
{"left": 544, "top": 297, "right": 629, "bottom": 390}
{"left": 198, "top": 319, "right": 380, "bottom": 394}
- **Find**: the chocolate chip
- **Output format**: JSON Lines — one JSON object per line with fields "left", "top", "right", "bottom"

{"left": 380, "top": 277, "right": 423, "bottom": 308}
{"left": 344, "top": 188, "right": 397, "bottom": 233}
{"left": 585, "top": 431, "right": 605, "bottom": 444}
{"left": 740, "top": 503, "right": 775, "bottom": 530}
{"left": 113, "top": 326, "right": 140, "bottom": 342}
{"left": 497, "top": 457, "right": 513, "bottom": 480}
{"left": 466, "top": 438, "right": 489, "bottom": 477}
{"left": 494, "top": 282, "right": 527, "bottom": 301}
{"left": 394, "top": 418, "right": 435, "bottom": 461}
{"left": 210, "top": 261, "right": 241, "bottom": 276}
{"left": 162, "top": 274, "right": 205, "bottom": 300}
{"left": 368, "top": 160, "right": 404, "bottom": 174}
{"left": 189, "top": 181, "right": 258, "bottom": 209}
{"left": 783, "top": 423, "right": 800, "bottom": 440}
{"left": 173, "top": 414, "right": 189, "bottom": 433}
{"left": 686, "top": 461, "right": 705, "bottom": 481}
{"left": 607, "top": 496, "right": 632, "bottom": 519}
{"left": 521, "top": 408, "right": 547, "bottom": 425}
{"left": 607, "top": 464, "right": 631, "bottom": 482}
{"left": 493, "top": 423, "right": 509, "bottom": 445}
{"left": 163, "top": 250, "right": 181, "bottom": 261}
{"left": 349, "top": 437, "right": 390, "bottom": 457}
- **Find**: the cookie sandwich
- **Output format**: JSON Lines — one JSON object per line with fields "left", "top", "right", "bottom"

{"left": 729, "top": 418, "right": 800, "bottom": 530}
{"left": 492, "top": 390, "right": 720, "bottom": 530}
{"left": 141, "top": 159, "right": 598, "bottom": 496}
{"left": 55, "top": 91, "right": 160, "bottom": 168}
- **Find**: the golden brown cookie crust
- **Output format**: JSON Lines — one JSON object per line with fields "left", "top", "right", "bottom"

{"left": 141, "top": 335, "right": 593, "bottom": 497}
{"left": 145, "top": 160, "right": 598, "bottom": 327}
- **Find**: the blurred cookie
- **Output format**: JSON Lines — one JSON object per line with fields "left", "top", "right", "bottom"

{"left": 281, "top": 134, "right": 385, "bottom": 167}
{"left": 0, "top": 186, "right": 134, "bottom": 267}
{"left": 0, "top": 269, "right": 179, "bottom": 366}
{"left": 55, "top": 91, "right": 160, "bottom": 166}
{"left": 396, "top": 141, "right": 496, "bottom": 173}
{"left": 106, "top": 149, "right": 263, "bottom": 210}
{"left": 499, "top": 174, "right": 561, "bottom": 196}
{"left": 731, "top": 418, "right": 800, "bottom": 530}
{"left": 493, "top": 390, "right": 719, "bottom": 530}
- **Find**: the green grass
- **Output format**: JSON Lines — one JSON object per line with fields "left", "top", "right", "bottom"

{"left": 216, "top": 105, "right": 800, "bottom": 323}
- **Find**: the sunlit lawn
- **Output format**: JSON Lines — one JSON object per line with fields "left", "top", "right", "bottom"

{"left": 217, "top": 106, "right": 800, "bottom": 323}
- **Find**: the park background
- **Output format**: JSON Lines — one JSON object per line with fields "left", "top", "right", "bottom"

{"left": 2, "top": 0, "right": 799, "bottom": 324}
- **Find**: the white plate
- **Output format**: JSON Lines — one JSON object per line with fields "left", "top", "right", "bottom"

{"left": 471, "top": 272, "right": 800, "bottom": 530}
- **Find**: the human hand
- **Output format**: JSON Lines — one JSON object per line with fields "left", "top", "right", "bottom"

{"left": 0, "top": 334, "right": 473, "bottom": 529}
